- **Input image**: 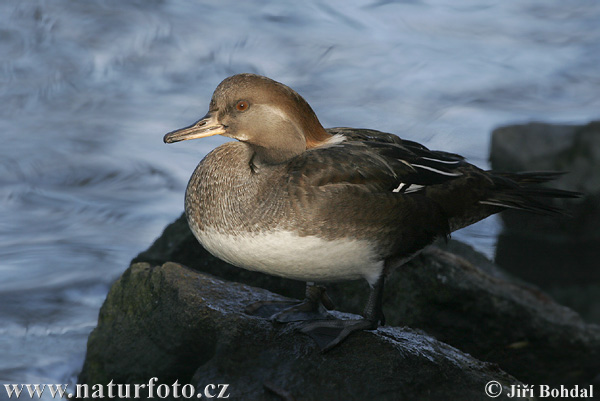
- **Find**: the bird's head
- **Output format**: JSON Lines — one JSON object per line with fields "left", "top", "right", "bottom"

{"left": 164, "top": 73, "right": 331, "bottom": 164}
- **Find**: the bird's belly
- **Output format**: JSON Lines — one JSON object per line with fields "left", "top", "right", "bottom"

{"left": 193, "top": 227, "right": 384, "bottom": 285}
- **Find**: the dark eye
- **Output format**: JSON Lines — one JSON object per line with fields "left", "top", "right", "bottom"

{"left": 236, "top": 101, "right": 249, "bottom": 111}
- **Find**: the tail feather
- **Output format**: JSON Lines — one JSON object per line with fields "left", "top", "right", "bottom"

{"left": 495, "top": 171, "right": 567, "bottom": 184}
{"left": 428, "top": 168, "right": 581, "bottom": 232}
{"left": 513, "top": 186, "right": 582, "bottom": 199}
{"left": 480, "top": 195, "right": 565, "bottom": 215}
{"left": 483, "top": 171, "right": 582, "bottom": 216}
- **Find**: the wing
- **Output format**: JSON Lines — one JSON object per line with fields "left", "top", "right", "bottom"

{"left": 287, "top": 127, "right": 466, "bottom": 194}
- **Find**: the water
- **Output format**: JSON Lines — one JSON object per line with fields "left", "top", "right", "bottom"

{"left": 1, "top": 0, "right": 599, "bottom": 392}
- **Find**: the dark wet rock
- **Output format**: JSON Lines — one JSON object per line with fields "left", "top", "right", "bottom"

{"left": 79, "top": 262, "right": 526, "bottom": 401}
{"left": 391, "top": 247, "right": 600, "bottom": 386}
{"left": 490, "top": 121, "right": 600, "bottom": 321}
{"left": 129, "top": 214, "right": 600, "bottom": 388}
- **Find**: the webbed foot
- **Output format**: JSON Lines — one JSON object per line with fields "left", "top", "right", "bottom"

{"left": 300, "top": 318, "right": 378, "bottom": 352}
{"left": 300, "top": 274, "right": 387, "bottom": 352}
{"left": 247, "top": 275, "right": 387, "bottom": 352}
{"left": 245, "top": 283, "right": 334, "bottom": 322}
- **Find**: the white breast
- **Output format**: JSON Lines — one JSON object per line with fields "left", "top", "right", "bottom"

{"left": 193, "top": 228, "right": 384, "bottom": 286}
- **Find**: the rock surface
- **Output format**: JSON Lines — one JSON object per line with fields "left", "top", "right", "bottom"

{"left": 490, "top": 121, "right": 600, "bottom": 320}
{"left": 80, "top": 262, "right": 526, "bottom": 401}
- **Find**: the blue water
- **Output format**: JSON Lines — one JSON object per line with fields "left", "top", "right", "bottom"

{"left": 1, "top": 0, "right": 599, "bottom": 393}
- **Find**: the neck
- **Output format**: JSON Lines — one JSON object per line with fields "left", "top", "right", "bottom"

{"left": 292, "top": 97, "right": 331, "bottom": 149}
{"left": 249, "top": 118, "right": 330, "bottom": 165}
{"left": 250, "top": 142, "right": 304, "bottom": 165}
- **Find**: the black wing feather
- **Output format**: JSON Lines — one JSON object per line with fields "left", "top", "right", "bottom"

{"left": 287, "top": 128, "right": 465, "bottom": 192}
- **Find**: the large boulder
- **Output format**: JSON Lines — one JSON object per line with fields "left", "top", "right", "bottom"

{"left": 79, "top": 262, "right": 527, "bottom": 401}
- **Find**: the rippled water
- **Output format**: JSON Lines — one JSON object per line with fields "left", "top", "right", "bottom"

{"left": 1, "top": 0, "right": 599, "bottom": 391}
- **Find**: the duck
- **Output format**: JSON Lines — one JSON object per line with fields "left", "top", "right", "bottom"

{"left": 164, "top": 73, "right": 579, "bottom": 351}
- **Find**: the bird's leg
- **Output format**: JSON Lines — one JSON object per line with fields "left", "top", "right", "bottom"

{"left": 244, "top": 282, "right": 335, "bottom": 322}
{"left": 272, "top": 283, "right": 335, "bottom": 322}
{"left": 362, "top": 273, "right": 386, "bottom": 325}
{"left": 300, "top": 275, "right": 386, "bottom": 352}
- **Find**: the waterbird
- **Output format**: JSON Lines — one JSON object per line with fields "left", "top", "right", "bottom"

{"left": 164, "top": 73, "right": 579, "bottom": 351}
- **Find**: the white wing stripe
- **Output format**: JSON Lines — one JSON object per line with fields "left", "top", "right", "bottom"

{"left": 480, "top": 200, "right": 521, "bottom": 210}
{"left": 392, "top": 182, "right": 425, "bottom": 194}
{"left": 420, "top": 157, "right": 461, "bottom": 164}
{"left": 404, "top": 184, "right": 424, "bottom": 193}
{"left": 392, "top": 182, "right": 406, "bottom": 193}
{"left": 411, "top": 164, "right": 462, "bottom": 177}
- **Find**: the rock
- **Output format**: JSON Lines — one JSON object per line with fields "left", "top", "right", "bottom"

{"left": 490, "top": 121, "right": 600, "bottom": 320}
{"left": 80, "top": 262, "right": 526, "bottom": 401}
{"left": 129, "top": 214, "right": 600, "bottom": 387}
{"left": 393, "top": 247, "right": 600, "bottom": 386}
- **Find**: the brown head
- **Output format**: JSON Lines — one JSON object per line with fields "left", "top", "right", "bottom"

{"left": 164, "top": 74, "right": 331, "bottom": 164}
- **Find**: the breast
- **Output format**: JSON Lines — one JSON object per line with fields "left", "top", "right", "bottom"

{"left": 191, "top": 225, "right": 384, "bottom": 285}
{"left": 185, "top": 142, "right": 258, "bottom": 232}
